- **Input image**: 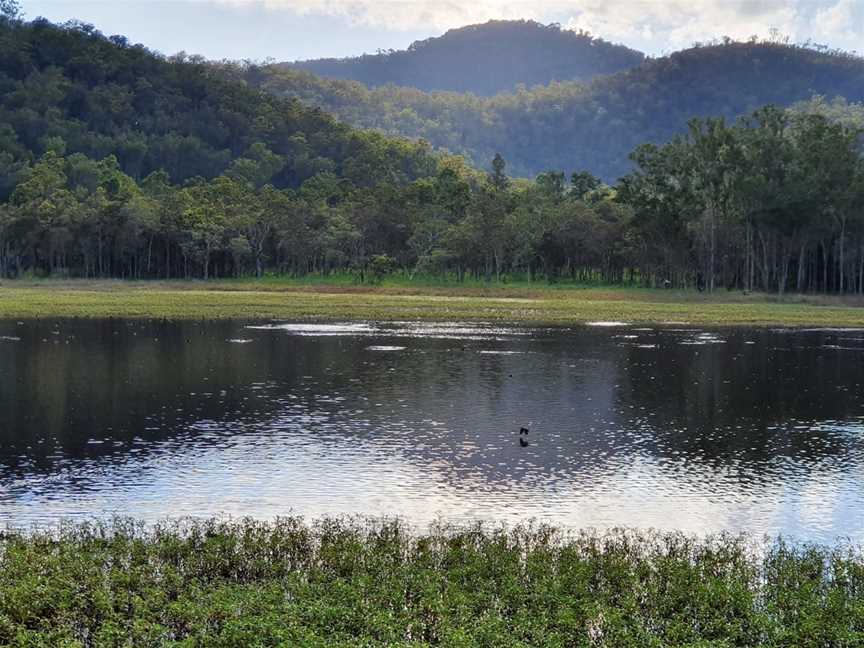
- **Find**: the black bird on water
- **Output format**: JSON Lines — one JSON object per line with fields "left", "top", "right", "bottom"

{"left": 519, "top": 426, "right": 529, "bottom": 447}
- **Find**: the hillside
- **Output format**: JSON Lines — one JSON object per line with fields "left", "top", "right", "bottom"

{"left": 287, "top": 20, "right": 645, "bottom": 96}
{"left": 0, "top": 17, "right": 441, "bottom": 195}
{"left": 0, "top": 16, "right": 451, "bottom": 280}
{"left": 255, "top": 40, "right": 864, "bottom": 179}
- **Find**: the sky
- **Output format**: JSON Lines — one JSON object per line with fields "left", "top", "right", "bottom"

{"left": 22, "top": 0, "right": 864, "bottom": 62}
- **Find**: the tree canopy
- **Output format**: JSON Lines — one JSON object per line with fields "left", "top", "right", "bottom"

{"left": 0, "top": 17, "right": 444, "bottom": 194}
{"left": 254, "top": 39, "right": 864, "bottom": 179}
{"left": 2, "top": 17, "right": 864, "bottom": 297}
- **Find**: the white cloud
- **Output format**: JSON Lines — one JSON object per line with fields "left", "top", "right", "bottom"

{"left": 213, "top": 0, "right": 864, "bottom": 53}
{"left": 218, "top": 0, "right": 573, "bottom": 31}
{"left": 814, "top": 0, "right": 862, "bottom": 43}
{"left": 565, "top": 0, "right": 802, "bottom": 51}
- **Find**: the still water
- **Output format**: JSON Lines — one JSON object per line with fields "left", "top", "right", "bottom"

{"left": 1, "top": 318, "right": 864, "bottom": 542}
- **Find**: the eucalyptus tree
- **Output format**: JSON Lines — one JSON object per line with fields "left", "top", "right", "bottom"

{"left": 0, "top": 0, "right": 19, "bottom": 20}
{"left": 618, "top": 139, "right": 698, "bottom": 287}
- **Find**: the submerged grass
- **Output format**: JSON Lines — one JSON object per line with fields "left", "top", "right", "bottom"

{"left": 2, "top": 279, "right": 864, "bottom": 326}
{"left": 0, "top": 517, "right": 861, "bottom": 647}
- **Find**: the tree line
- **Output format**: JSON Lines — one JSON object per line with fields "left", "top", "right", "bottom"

{"left": 2, "top": 13, "right": 864, "bottom": 293}
{"left": 621, "top": 106, "right": 864, "bottom": 294}
{"left": 3, "top": 105, "right": 864, "bottom": 295}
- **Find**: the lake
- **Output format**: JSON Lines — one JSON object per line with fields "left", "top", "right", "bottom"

{"left": 1, "top": 318, "right": 863, "bottom": 543}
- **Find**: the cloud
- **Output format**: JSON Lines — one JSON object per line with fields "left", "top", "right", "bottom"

{"left": 213, "top": 0, "right": 864, "bottom": 53}
{"left": 564, "top": 0, "right": 803, "bottom": 52}
{"left": 814, "top": 0, "right": 863, "bottom": 44}
{"left": 218, "top": 0, "right": 573, "bottom": 31}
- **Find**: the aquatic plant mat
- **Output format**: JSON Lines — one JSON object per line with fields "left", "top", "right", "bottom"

{"left": 1, "top": 517, "right": 861, "bottom": 646}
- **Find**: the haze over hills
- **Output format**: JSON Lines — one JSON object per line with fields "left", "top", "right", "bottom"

{"left": 287, "top": 20, "right": 646, "bottom": 96}
{"left": 253, "top": 37, "right": 864, "bottom": 179}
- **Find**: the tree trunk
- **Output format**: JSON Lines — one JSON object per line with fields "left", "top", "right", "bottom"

{"left": 821, "top": 240, "right": 829, "bottom": 293}
{"left": 779, "top": 253, "right": 791, "bottom": 296}
{"left": 796, "top": 242, "right": 806, "bottom": 293}
{"left": 839, "top": 218, "right": 847, "bottom": 294}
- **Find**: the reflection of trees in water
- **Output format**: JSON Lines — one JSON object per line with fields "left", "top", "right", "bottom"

{"left": 0, "top": 319, "right": 345, "bottom": 472}
{"left": 613, "top": 329, "right": 864, "bottom": 476}
{"left": 335, "top": 344, "right": 627, "bottom": 495}
{"left": 3, "top": 321, "right": 864, "bottom": 497}
{"left": 0, "top": 321, "right": 629, "bottom": 492}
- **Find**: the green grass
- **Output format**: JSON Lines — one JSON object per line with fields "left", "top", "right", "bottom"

{"left": 2, "top": 278, "right": 864, "bottom": 326}
{"left": 0, "top": 517, "right": 861, "bottom": 647}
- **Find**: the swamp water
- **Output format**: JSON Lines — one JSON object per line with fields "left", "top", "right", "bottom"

{"left": 1, "top": 318, "right": 864, "bottom": 542}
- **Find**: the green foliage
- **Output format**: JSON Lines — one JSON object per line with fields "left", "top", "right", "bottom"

{"left": 368, "top": 253, "right": 397, "bottom": 282}
{"left": 289, "top": 20, "right": 644, "bottom": 96}
{"left": 2, "top": 17, "right": 864, "bottom": 295}
{"left": 253, "top": 40, "right": 864, "bottom": 179}
{"left": 620, "top": 107, "right": 864, "bottom": 293}
{"left": 0, "top": 518, "right": 861, "bottom": 646}
{"left": 0, "top": 17, "right": 441, "bottom": 189}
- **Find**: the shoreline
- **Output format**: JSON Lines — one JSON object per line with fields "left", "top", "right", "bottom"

{"left": 2, "top": 279, "right": 864, "bottom": 326}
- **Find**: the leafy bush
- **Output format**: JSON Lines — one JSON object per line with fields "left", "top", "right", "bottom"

{"left": 0, "top": 517, "right": 861, "bottom": 646}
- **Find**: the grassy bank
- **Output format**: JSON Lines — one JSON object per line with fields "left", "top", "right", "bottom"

{"left": 2, "top": 279, "right": 864, "bottom": 326}
{"left": 0, "top": 518, "right": 861, "bottom": 646}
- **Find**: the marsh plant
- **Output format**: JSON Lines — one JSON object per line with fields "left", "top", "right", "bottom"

{"left": 0, "top": 517, "right": 862, "bottom": 646}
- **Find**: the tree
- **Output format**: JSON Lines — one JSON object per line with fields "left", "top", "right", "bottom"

{"left": 570, "top": 171, "right": 601, "bottom": 200}
{"left": 0, "top": 0, "right": 20, "bottom": 19}
{"left": 489, "top": 154, "right": 509, "bottom": 192}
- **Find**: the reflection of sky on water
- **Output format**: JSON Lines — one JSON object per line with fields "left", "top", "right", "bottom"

{"left": 1, "top": 319, "right": 863, "bottom": 542}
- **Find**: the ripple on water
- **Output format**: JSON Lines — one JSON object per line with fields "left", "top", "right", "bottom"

{"left": 3, "top": 319, "right": 864, "bottom": 543}
{"left": 679, "top": 332, "right": 726, "bottom": 346}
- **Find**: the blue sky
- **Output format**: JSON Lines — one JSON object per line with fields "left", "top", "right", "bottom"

{"left": 23, "top": 1, "right": 864, "bottom": 62}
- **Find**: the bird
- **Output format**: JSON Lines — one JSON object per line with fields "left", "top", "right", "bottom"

{"left": 519, "top": 426, "right": 529, "bottom": 447}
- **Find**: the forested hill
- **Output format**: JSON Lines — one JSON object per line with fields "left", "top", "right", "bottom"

{"left": 0, "top": 16, "right": 442, "bottom": 196}
{"left": 254, "top": 40, "right": 864, "bottom": 179}
{"left": 287, "top": 20, "right": 645, "bottom": 96}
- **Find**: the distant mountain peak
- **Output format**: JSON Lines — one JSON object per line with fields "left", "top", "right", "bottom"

{"left": 286, "top": 19, "right": 645, "bottom": 96}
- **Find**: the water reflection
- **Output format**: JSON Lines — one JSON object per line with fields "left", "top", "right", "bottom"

{"left": 1, "top": 318, "right": 863, "bottom": 541}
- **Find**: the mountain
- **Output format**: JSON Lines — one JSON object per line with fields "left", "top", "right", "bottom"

{"left": 287, "top": 20, "right": 645, "bottom": 96}
{"left": 253, "top": 40, "right": 864, "bottom": 179}
{"left": 0, "top": 16, "right": 442, "bottom": 196}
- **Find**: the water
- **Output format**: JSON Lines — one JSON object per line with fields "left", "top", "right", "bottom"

{"left": 1, "top": 318, "right": 864, "bottom": 543}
